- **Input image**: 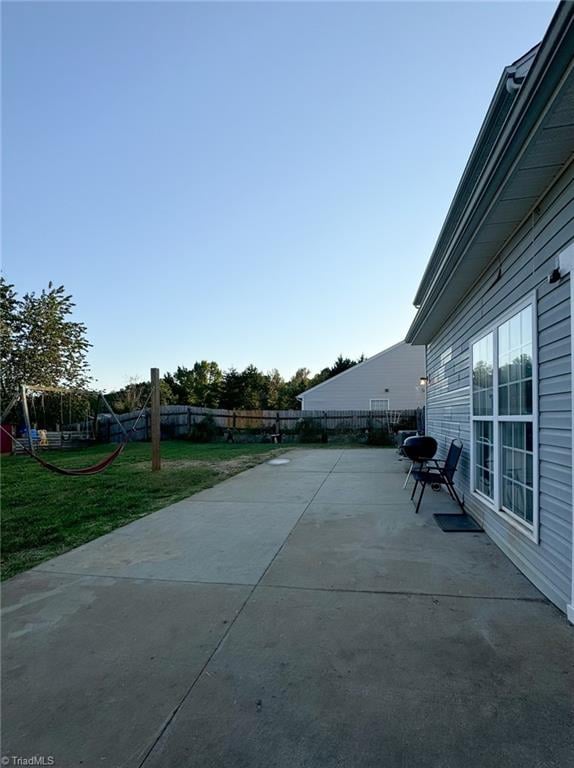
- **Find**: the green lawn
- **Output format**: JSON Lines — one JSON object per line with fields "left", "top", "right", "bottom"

{"left": 1, "top": 440, "right": 286, "bottom": 580}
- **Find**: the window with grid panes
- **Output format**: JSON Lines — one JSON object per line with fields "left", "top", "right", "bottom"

{"left": 471, "top": 303, "right": 535, "bottom": 531}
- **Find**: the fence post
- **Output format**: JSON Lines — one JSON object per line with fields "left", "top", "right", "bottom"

{"left": 151, "top": 368, "right": 161, "bottom": 471}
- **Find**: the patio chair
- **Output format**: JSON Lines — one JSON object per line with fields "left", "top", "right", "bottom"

{"left": 410, "top": 439, "right": 464, "bottom": 514}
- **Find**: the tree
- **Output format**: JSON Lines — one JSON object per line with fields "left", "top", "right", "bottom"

{"left": 189, "top": 361, "right": 223, "bottom": 407}
{"left": 0, "top": 278, "right": 91, "bottom": 399}
{"left": 108, "top": 378, "right": 148, "bottom": 414}
{"left": 239, "top": 365, "right": 268, "bottom": 409}
{"left": 163, "top": 362, "right": 223, "bottom": 407}
{"left": 107, "top": 376, "right": 175, "bottom": 414}
{"left": 328, "top": 354, "right": 358, "bottom": 378}
{"left": 304, "top": 354, "right": 363, "bottom": 392}
{"left": 220, "top": 368, "right": 244, "bottom": 410}
{"left": 163, "top": 366, "right": 193, "bottom": 405}
{"left": 0, "top": 279, "right": 21, "bottom": 401}
{"left": 282, "top": 367, "right": 312, "bottom": 410}
{"left": 266, "top": 369, "right": 286, "bottom": 410}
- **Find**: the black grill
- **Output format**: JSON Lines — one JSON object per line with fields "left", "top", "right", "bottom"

{"left": 402, "top": 435, "right": 438, "bottom": 461}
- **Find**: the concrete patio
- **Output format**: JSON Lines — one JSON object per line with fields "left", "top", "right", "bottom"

{"left": 2, "top": 447, "right": 573, "bottom": 767}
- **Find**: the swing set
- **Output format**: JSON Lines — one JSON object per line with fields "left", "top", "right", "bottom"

{"left": 1, "top": 369, "right": 162, "bottom": 476}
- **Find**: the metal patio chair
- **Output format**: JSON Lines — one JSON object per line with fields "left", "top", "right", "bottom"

{"left": 410, "top": 439, "right": 464, "bottom": 514}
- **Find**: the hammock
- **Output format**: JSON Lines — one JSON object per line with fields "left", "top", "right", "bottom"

{"left": 2, "top": 427, "right": 126, "bottom": 476}
{"left": 1, "top": 390, "right": 150, "bottom": 477}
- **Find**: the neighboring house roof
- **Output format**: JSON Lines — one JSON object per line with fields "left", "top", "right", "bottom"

{"left": 296, "top": 340, "right": 408, "bottom": 400}
{"left": 407, "top": 1, "right": 574, "bottom": 344}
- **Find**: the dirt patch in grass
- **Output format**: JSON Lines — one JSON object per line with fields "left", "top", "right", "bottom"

{"left": 152, "top": 454, "right": 282, "bottom": 475}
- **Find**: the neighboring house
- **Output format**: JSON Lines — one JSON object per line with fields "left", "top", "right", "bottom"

{"left": 406, "top": 2, "right": 574, "bottom": 619}
{"left": 297, "top": 341, "right": 426, "bottom": 411}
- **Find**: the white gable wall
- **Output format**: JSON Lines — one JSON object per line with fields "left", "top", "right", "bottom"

{"left": 300, "top": 342, "right": 426, "bottom": 411}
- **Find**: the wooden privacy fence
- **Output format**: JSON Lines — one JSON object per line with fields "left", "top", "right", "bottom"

{"left": 101, "top": 406, "right": 424, "bottom": 443}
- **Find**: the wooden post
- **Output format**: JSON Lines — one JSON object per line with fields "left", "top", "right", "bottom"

{"left": 151, "top": 368, "right": 161, "bottom": 471}
{"left": 21, "top": 385, "right": 35, "bottom": 453}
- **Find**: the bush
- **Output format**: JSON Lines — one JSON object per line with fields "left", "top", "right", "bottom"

{"left": 188, "top": 415, "right": 219, "bottom": 443}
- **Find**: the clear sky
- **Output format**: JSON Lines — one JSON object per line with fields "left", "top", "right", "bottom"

{"left": 2, "top": 0, "right": 558, "bottom": 391}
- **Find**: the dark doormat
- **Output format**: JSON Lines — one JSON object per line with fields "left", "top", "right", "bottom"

{"left": 433, "top": 513, "right": 484, "bottom": 532}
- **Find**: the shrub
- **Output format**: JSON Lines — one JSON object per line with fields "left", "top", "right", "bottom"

{"left": 188, "top": 415, "right": 218, "bottom": 443}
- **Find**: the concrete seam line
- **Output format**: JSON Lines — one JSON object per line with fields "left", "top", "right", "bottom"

{"left": 136, "top": 583, "right": 255, "bottom": 768}
{"left": 257, "top": 583, "right": 549, "bottom": 604}
{"left": 26, "top": 570, "right": 549, "bottom": 603}
{"left": 254, "top": 448, "right": 346, "bottom": 587}
{"left": 30, "top": 569, "right": 257, "bottom": 588}
{"left": 136, "top": 448, "right": 346, "bottom": 768}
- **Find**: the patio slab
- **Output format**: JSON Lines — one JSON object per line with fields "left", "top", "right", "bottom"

{"left": 1, "top": 570, "right": 249, "bottom": 767}
{"left": 141, "top": 586, "right": 574, "bottom": 768}
{"left": 332, "top": 448, "right": 405, "bottom": 473}
{"left": 191, "top": 468, "right": 326, "bottom": 503}
{"left": 312, "top": 471, "right": 408, "bottom": 505}
{"left": 259, "top": 449, "right": 345, "bottom": 473}
{"left": 2, "top": 447, "right": 572, "bottom": 768}
{"left": 261, "top": 498, "right": 540, "bottom": 599}
{"left": 35, "top": 500, "right": 306, "bottom": 584}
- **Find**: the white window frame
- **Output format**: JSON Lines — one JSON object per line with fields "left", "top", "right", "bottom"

{"left": 469, "top": 293, "right": 539, "bottom": 543}
{"left": 370, "top": 398, "right": 389, "bottom": 411}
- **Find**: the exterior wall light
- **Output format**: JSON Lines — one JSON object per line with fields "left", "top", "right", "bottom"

{"left": 419, "top": 376, "right": 429, "bottom": 387}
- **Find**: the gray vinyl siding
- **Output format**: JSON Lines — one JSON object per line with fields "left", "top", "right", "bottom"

{"left": 300, "top": 343, "right": 425, "bottom": 411}
{"left": 425, "top": 161, "right": 573, "bottom": 612}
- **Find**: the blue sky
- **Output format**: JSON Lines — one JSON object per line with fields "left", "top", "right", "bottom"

{"left": 2, "top": 1, "right": 558, "bottom": 391}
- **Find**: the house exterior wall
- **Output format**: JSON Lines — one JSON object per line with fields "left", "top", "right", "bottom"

{"left": 425, "top": 162, "right": 573, "bottom": 611}
{"left": 301, "top": 343, "right": 425, "bottom": 411}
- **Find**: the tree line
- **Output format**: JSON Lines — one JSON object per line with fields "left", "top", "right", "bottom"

{"left": 108, "top": 355, "right": 364, "bottom": 414}
{"left": 1, "top": 278, "right": 364, "bottom": 418}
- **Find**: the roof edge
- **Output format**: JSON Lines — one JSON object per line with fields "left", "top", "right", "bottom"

{"left": 297, "top": 340, "right": 408, "bottom": 399}
{"left": 407, "top": 1, "right": 574, "bottom": 343}
{"left": 412, "top": 46, "right": 540, "bottom": 308}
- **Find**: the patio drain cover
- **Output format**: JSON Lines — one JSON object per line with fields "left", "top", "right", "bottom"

{"left": 267, "top": 458, "right": 290, "bottom": 465}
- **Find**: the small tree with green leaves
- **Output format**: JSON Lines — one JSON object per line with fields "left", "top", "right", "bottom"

{"left": 0, "top": 279, "right": 21, "bottom": 401}
{"left": 0, "top": 278, "right": 92, "bottom": 400}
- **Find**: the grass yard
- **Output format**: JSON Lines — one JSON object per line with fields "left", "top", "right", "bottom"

{"left": 1, "top": 440, "right": 286, "bottom": 580}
